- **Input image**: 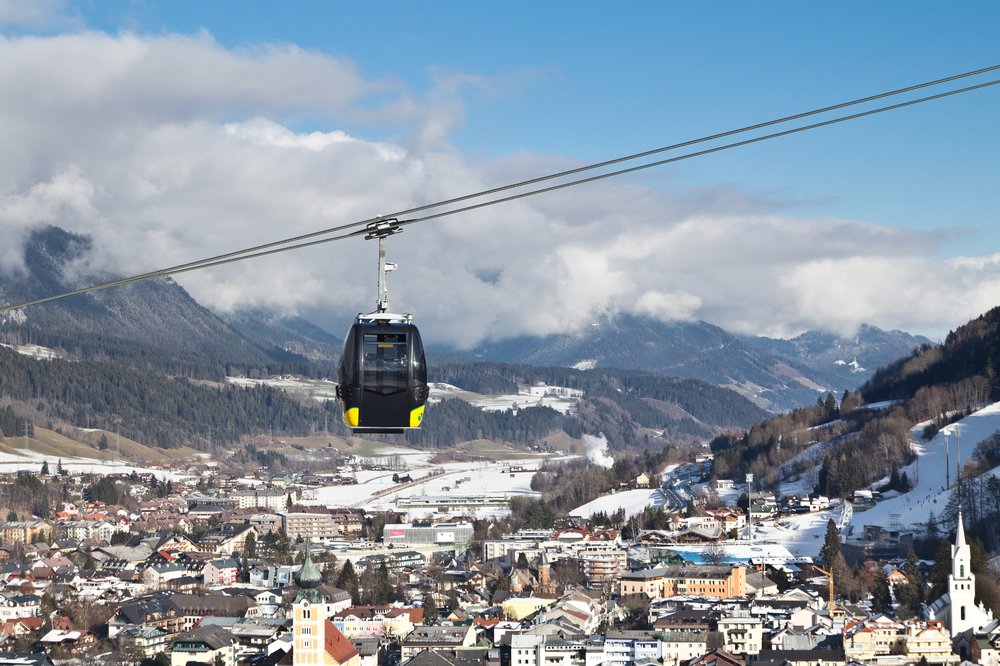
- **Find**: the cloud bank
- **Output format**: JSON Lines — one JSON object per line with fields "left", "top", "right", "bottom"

{"left": 0, "top": 31, "right": 993, "bottom": 344}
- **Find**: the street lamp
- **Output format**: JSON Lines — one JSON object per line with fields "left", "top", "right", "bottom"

{"left": 746, "top": 473, "right": 754, "bottom": 545}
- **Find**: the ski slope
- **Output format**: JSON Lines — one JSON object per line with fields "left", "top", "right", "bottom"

{"left": 569, "top": 489, "right": 665, "bottom": 519}
{"left": 854, "top": 401, "right": 1000, "bottom": 531}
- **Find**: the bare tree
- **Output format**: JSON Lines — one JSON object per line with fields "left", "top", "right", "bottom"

{"left": 703, "top": 542, "right": 727, "bottom": 566}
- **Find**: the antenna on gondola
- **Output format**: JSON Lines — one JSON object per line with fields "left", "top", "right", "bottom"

{"left": 360, "top": 218, "right": 410, "bottom": 324}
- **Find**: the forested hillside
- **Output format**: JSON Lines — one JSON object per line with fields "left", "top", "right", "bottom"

{"left": 0, "top": 341, "right": 768, "bottom": 454}
{"left": 0, "top": 346, "right": 340, "bottom": 448}
{"left": 430, "top": 362, "right": 769, "bottom": 449}
{"left": 710, "top": 307, "right": 1000, "bottom": 500}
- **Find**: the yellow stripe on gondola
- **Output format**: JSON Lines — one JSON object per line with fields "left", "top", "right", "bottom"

{"left": 410, "top": 405, "right": 425, "bottom": 428}
{"left": 377, "top": 343, "right": 394, "bottom": 348}
{"left": 346, "top": 407, "right": 360, "bottom": 427}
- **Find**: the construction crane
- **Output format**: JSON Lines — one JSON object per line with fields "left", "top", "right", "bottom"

{"left": 813, "top": 565, "right": 836, "bottom": 619}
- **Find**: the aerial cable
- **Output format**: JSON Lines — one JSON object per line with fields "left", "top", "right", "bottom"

{"left": 397, "top": 75, "right": 1000, "bottom": 228}
{"left": 1, "top": 69, "right": 999, "bottom": 313}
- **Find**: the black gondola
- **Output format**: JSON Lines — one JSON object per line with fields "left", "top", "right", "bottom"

{"left": 337, "top": 317, "right": 428, "bottom": 433}
{"left": 336, "top": 218, "right": 429, "bottom": 433}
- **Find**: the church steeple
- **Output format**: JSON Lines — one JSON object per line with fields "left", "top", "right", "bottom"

{"left": 956, "top": 506, "right": 967, "bottom": 550}
{"left": 294, "top": 542, "right": 325, "bottom": 604}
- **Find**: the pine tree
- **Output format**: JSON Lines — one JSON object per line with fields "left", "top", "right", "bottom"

{"left": 872, "top": 567, "right": 892, "bottom": 612}
{"left": 422, "top": 592, "right": 439, "bottom": 624}
{"left": 41, "top": 461, "right": 49, "bottom": 476}
{"left": 819, "top": 519, "right": 841, "bottom": 570}
{"left": 336, "top": 559, "right": 360, "bottom": 604}
{"left": 929, "top": 539, "right": 952, "bottom": 601}
{"left": 243, "top": 531, "right": 257, "bottom": 560}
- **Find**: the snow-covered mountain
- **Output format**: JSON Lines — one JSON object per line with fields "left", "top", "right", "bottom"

{"left": 469, "top": 315, "right": 931, "bottom": 411}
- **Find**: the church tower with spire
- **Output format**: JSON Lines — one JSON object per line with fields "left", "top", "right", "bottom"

{"left": 292, "top": 546, "right": 359, "bottom": 666}
{"left": 949, "top": 508, "right": 979, "bottom": 635}
{"left": 925, "top": 508, "right": 994, "bottom": 639}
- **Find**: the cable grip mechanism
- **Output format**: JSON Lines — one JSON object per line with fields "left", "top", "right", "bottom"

{"left": 364, "top": 218, "right": 404, "bottom": 316}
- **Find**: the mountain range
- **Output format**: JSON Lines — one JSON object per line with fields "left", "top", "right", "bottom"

{"left": 468, "top": 315, "right": 931, "bottom": 411}
{"left": 2, "top": 226, "right": 928, "bottom": 414}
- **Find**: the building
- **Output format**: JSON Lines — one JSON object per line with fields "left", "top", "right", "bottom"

{"left": 203, "top": 558, "right": 241, "bottom": 587}
{"left": 576, "top": 544, "right": 628, "bottom": 589}
{"left": 400, "top": 625, "right": 475, "bottom": 660}
{"left": 926, "top": 509, "right": 994, "bottom": 638}
{"left": 501, "top": 598, "right": 558, "bottom": 622}
{"left": 383, "top": 522, "right": 473, "bottom": 546}
{"left": 281, "top": 508, "right": 340, "bottom": 542}
{"left": 904, "top": 621, "right": 958, "bottom": 664}
{"left": 331, "top": 509, "right": 365, "bottom": 538}
{"left": 197, "top": 524, "right": 258, "bottom": 555}
{"left": 619, "top": 565, "right": 746, "bottom": 599}
{"left": 717, "top": 611, "right": 763, "bottom": 657}
{"left": 657, "top": 631, "right": 708, "bottom": 666}
{"left": 169, "top": 625, "right": 238, "bottom": 666}
{"left": 232, "top": 488, "right": 295, "bottom": 511}
{"left": 601, "top": 631, "right": 661, "bottom": 666}
{"left": 332, "top": 606, "right": 423, "bottom": 639}
{"left": 0, "top": 521, "right": 52, "bottom": 545}
{"left": 292, "top": 548, "right": 361, "bottom": 666}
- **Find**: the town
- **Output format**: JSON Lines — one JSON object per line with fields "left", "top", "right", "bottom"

{"left": 0, "top": 442, "right": 994, "bottom": 666}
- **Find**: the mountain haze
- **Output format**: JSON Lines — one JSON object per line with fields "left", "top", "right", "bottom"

{"left": 471, "top": 314, "right": 930, "bottom": 411}
{"left": 0, "top": 226, "right": 300, "bottom": 371}
{"left": 222, "top": 308, "right": 343, "bottom": 367}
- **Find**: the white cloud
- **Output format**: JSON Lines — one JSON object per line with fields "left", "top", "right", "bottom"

{"left": 0, "top": 30, "right": 995, "bottom": 345}
{"left": 0, "top": 0, "right": 67, "bottom": 28}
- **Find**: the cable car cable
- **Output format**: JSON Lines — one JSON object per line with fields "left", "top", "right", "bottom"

{"left": 7, "top": 63, "right": 998, "bottom": 307}
{"left": 1, "top": 71, "right": 999, "bottom": 313}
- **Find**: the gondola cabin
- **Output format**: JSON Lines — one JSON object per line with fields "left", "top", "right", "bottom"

{"left": 337, "top": 319, "right": 428, "bottom": 433}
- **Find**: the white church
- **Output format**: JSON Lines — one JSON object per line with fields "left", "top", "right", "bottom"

{"left": 925, "top": 508, "right": 994, "bottom": 640}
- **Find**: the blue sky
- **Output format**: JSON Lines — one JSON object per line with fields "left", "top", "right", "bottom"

{"left": 71, "top": 1, "right": 1000, "bottom": 251}
{"left": 1, "top": 1, "right": 999, "bottom": 341}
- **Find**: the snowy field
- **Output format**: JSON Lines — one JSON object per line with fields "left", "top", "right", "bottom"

{"left": 568, "top": 489, "right": 666, "bottom": 519}
{"left": 303, "top": 456, "right": 546, "bottom": 517}
{"left": 429, "top": 383, "right": 581, "bottom": 415}
{"left": 228, "top": 377, "right": 582, "bottom": 415}
{"left": 0, "top": 342, "right": 67, "bottom": 361}
{"left": 227, "top": 376, "right": 339, "bottom": 401}
{"left": 753, "top": 506, "right": 846, "bottom": 558}
{"left": 850, "top": 400, "right": 1000, "bottom": 531}
{"left": 0, "top": 450, "right": 185, "bottom": 479}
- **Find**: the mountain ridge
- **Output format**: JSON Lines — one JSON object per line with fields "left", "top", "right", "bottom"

{"left": 468, "top": 314, "right": 931, "bottom": 411}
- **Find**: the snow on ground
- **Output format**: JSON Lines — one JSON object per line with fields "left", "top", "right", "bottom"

{"left": 0, "top": 342, "right": 67, "bottom": 361}
{"left": 304, "top": 457, "right": 546, "bottom": 516}
{"left": 661, "top": 464, "right": 681, "bottom": 479}
{"left": 0, "top": 451, "right": 185, "bottom": 479}
{"left": 227, "top": 376, "right": 338, "bottom": 400}
{"left": 429, "top": 382, "right": 581, "bottom": 415}
{"left": 865, "top": 400, "right": 904, "bottom": 411}
{"left": 568, "top": 489, "right": 665, "bottom": 519}
{"left": 777, "top": 476, "right": 815, "bottom": 497}
{"left": 852, "top": 401, "right": 1000, "bottom": 531}
{"left": 754, "top": 506, "right": 845, "bottom": 558}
